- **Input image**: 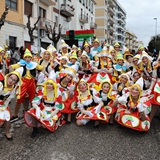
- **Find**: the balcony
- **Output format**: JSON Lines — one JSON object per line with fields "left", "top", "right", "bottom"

{"left": 39, "top": 17, "right": 54, "bottom": 30}
{"left": 60, "top": 4, "right": 75, "bottom": 17}
{"left": 108, "top": 7, "right": 115, "bottom": 15}
{"left": 40, "top": 0, "right": 55, "bottom": 6}
{"left": 108, "top": 0, "right": 115, "bottom": 7}
{"left": 90, "top": 22, "right": 97, "bottom": 29}
{"left": 79, "top": 14, "right": 88, "bottom": 23}
{"left": 118, "top": 10, "right": 125, "bottom": 16}
{"left": 117, "top": 17, "right": 123, "bottom": 23}
{"left": 109, "top": 16, "right": 115, "bottom": 23}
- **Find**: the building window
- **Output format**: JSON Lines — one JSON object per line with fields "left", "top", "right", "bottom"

{"left": 55, "top": 16, "right": 58, "bottom": 26}
{"left": 39, "top": 7, "right": 46, "bottom": 18}
{"left": 24, "top": 0, "right": 32, "bottom": 16}
{"left": 9, "top": 36, "right": 16, "bottom": 50}
{"left": 6, "top": 0, "right": 17, "bottom": 11}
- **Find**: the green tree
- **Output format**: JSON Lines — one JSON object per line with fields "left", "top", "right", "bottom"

{"left": 148, "top": 34, "right": 160, "bottom": 54}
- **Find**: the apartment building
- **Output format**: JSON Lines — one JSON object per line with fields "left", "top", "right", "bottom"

{"left": 95, "top": 0, "right": 126, "bottom": 46}
{"left": 52, "top": 0, "right": 97, "bottom": 46}
{"left": 125, "top": 30, "right": 138, "bottom": 51}
{"left": 0, "top": 0, "right": 98, "bottom": 50}
{"left": 0, "top": 0, "right": 24, "bottom": 49}
{"left": 0, "top": 0, "right": 55, "bottom": 50}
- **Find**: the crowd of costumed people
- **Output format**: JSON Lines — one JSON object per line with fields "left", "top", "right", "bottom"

{"left": 0, "top": 37, "right": 159, "bottom": 141}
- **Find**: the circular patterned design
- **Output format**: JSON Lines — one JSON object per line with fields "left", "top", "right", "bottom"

{"left": 104, "top": 106, "right": 112, "bottom": 114}
{"left": 97, "top": 112, "right": 106, "bottom": 121}
{"left": 156, "top": 96, "right": 160, "bottom": 103}
{"left": 121, "top": 115, "right": 140, "bottom": 127}
{"left": 141, "top": 120, "right": 150, "bottom": 130}
{"left": 71, "top": 101, "right": 78, "bottom": 110}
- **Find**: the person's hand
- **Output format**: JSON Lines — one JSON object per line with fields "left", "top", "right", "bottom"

{"left": 137, "top": 103, "right": 145, "bottom": 113}
{"left": 84, "top": 110, "right": 93, "bottom": 117}
{"left": 118, "top": 96, "right": 127, "bottom": 104}
{"left": 51, "top": 109, "right": 59, "bottom": 117}
{"left": 35, "top": 107, "right": 41, "bottom": 119}
{"left": 32, "top": 103, "right": 38, "bottom": 109}
{"left": 94, "top": 105, "right": 102, "bottom": 114}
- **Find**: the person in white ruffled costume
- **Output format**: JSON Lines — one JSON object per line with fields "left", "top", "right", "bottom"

{"left": 0, "top": 67, "right": 22, "bottom": 140}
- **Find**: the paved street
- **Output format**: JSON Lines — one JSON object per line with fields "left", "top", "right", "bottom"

{"left": 1, "top": 99, "right": 160, "bottom": 160}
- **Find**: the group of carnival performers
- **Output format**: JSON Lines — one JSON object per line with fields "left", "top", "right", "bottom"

{"left": 0, "top": 37, "right": 159, "bottom": 141}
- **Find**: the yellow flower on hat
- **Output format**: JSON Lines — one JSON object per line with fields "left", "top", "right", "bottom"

{"left": 93, "top": 38, "right": 99, "bottom": 44}
{"left": 138, "top": 45, "right": 144, "bottom": 51}
{"left": 23, "top": 48, "right": 32, "bottom": 58}
{"left": 116, "top": 53, "right": 124, "bottom": 61}
{"left": 4, "top": 45, "right": 8, "bottom": 49}
{"left": 114, "top": 42, "right": 120, "bottom": 47}
{"left": 83, "top": 41, "right": 90, "bottom": 47}
{"left": 70, "top": 51, "right": 78, "bottom": 60}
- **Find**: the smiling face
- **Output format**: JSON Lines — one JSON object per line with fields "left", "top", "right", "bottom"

{"left": 44, "top": 51, "right": 51, "bottom": 60}
{"left": 131, "top": 86, "right": 140, "bottom": 98}
{"left": 61, "top": 58, "right": 67, "bottom": 65}
{"left": 117, "top": 59, "right": 124, "bottom": 65}
{"left": 127, "top": 56, "right": 133, "bottom": 63}
{"left": 24, "top": 56, "right": 32, "bottom": 62}
{"left": 7, "top": 74, "right": 18, "bottom": 86}
{"left": 84, "top": 46, "right": 90, "bottom": 53}
{"left": 93, "top": 42, "right": 99, "bottom": 48}
{"left": 142, "top": 56, "right": 148, "bottom": 65}
{"left": 78, "top": 81, "right": 88, "bottom": 93}
{"left": 101, "top": 56, "right": 107, "bottom": 61}
{"left": 120, "top": 75, "right": 128, "bottom": 84}
{"left": 81, "top": 56, "right": 87, "bottom": 62}
{"left": 65, "top": 74, "right": 73, "bottom": 83}
{"left": 46, "top": 82, "right": 54, "bottom": 91}
{"left": 133, "top": 58, "right": 139, "bottom": 65}
{"left": 133, "top": 72, "right": 141, "bottom": 82}
{"left": 0, "top": 51, "right": 5, "bottom": 58}
{"left": 114, "top": 46, "right": 120, "bottom": 52}
{"left": 111, "top": 51, "right": 116, "bottom": 57}
{"left": 102, "top": 82, "right": 110, "bottom": 94}
{"left": 62, "top": 47, "right": 68, "bottom": 53}
{"left": 70, "top": 58, "right": 77, "bottom": 64}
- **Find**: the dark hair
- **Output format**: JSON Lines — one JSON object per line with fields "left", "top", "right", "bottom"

{"left": 15, "top": 47, "right": 19, "bottom": 50}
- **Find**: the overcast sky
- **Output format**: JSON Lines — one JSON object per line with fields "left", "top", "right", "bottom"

{"left": 118, "top": 0, "right": 160, "bottom": 47}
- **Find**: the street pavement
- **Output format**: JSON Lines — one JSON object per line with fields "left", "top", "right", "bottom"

{"left": 0, "top": 98, "right": 160, "bottom": 160}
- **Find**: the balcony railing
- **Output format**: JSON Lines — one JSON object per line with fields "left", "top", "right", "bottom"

{"left": 60, "top": 4, "right": 75, "bottom": 17}
{"left": 79, "top": 14, "right": 88, "bottom": 23}
{"left": 90, "top": 22, "right": 97, "bottom": 29}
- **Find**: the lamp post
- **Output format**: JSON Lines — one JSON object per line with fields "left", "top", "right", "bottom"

{"left": 154, "top": 18, "right": 157, "bottom": 42}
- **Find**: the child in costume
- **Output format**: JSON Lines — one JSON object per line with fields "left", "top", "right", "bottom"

{"left": 39, "top": 49, "right": 53, "bottom": 77}
{"left": 113, "top": 72, "right": 131, "bottom": 96}
{"left": 113, "top": 77, "right": 151, "bottom": 132}
{"left": 149, "top": 54, "right": 160, "bottom": 122}
{"left": 113, "top": 53, "right": 127, "bottom": 79}
{"left": 9, "top": 49, "right": 44, "bottom": 122}
{"left": 54, "top": 56, "right": 69, "bottom": 72}
{"left": 139, "top": 51, "right": 153, "bottom": 88}
{"left": 76, "top": 79, "right": 107, "bottom": 127}
{"left": 24, "top": 73, "right": 64, "bottom": 138}
{"left": 78, "top": 51, "right": 93, "bottom": 81}
{"left": 95, "top": 80, "right": 117, "bottom": 125}
{"left": 55, "top": 65, "right": 79, "bottom": 123}
{"left": 0, "top": 67, "right": 22, "bottom": 140}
